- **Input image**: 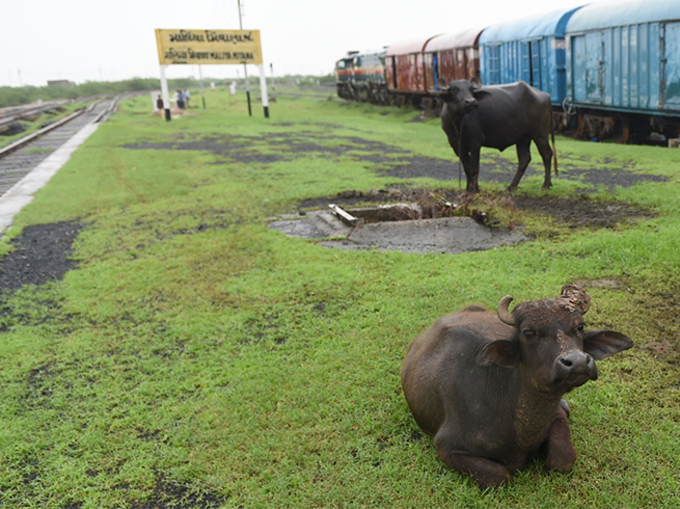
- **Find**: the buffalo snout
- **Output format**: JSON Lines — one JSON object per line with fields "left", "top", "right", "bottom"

{"left": 555, "top": 350, "right": 598, "bottom": 386}
{"left": 463, "top": 98, "right": 477, "bottom": 111}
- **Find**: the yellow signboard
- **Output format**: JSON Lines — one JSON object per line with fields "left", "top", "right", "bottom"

{"left": 155, "top": 29, "right": 263, "bottom": 65}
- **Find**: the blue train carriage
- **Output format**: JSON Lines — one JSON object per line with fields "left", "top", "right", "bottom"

{"left": 565, "top": 0, "right": 680, "bottom": 143}
{"left": 478, "top": 6, "right": 584, "bottom": 130}
{"left": 335, "top": 49, "right": 387, "bottom": 104}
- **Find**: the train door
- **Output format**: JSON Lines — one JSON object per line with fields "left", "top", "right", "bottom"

{"left": 391, "top": 56, "right": 398, "bottom": 90}
{"left": 520, "top": 42, "right": 531, "bottom": 83}
{"left": 433, "top": 53, "right": 439, "bottom": 91}
{"left": 586, "top": 32, "right": 605, "bottom": 103}
{"left": 530, "top": 40, "right": 541, "bottom": 89}
{"left": 486, "top": 46, "right": 501, "bottom": 84}
{"left": 456, "top": 49, "right": 466, "bottom": 80}
{"left": 661, "top": 22, "right": 680, "bottom": 108}
{"left": 572, "top": 33, "right": 604, "bottom": 103}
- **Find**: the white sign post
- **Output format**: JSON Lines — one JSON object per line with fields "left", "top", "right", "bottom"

{"left": 258, "top": 64, "right": 269, "bottom": 118}
{"left": 159, "top": 65, "right": 172, "bottom": 121}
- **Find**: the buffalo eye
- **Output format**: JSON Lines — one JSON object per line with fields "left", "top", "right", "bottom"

{"left": 577, "top": 322, "right": 586, "bottom": 332}
{"left": 522, "top": 329, "right": 536, "bottom": 340}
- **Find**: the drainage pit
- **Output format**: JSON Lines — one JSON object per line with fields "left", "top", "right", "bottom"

{"left": 268, "top": 202, "right": 529, "bottom": 255}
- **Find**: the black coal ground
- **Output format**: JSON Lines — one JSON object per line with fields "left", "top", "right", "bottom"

{"left": 0, "top": 220, "right": 81, "bottom": 292}
{"left": 124, "top": 130, "right": 668, "bottom": 191}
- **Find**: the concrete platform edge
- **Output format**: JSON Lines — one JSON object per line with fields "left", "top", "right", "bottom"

{"left": 0, "top": 122, "right": 100, "bottom": 234}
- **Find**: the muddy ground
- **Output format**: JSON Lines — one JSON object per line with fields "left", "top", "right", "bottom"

{"left": 125, "top": 127, "right": 667, "bottom": 192}
{"left": 0, "top": 124, "right": 664, "bottom": 290}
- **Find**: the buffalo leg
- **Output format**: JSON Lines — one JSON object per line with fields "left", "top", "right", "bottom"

{"left": 456, "top": 150, "right": 477, "bottom": 193}
{"left": 544, "top": 404, "right": 577, "bottom": 473}
{"left": 465, "top": 147, "right": 481, "bottom": 193}
{"left": 536, "top": 140, "right": 553, "bottom": 190}
{"left": 507, "top": 138, "right": 532, "bottom": 191}
{"left": 435, "top": 431, "right": 511, "bottom": 488}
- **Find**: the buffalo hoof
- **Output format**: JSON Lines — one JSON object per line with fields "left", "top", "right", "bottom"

{"left": 545, "top": 447, "right": 577, "bottom": 474}
{"left": 473, "top": 463, "right": 512, "bottom": 490}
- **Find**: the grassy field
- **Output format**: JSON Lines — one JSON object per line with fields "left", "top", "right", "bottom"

{"left": 0, "top": 85, "right": 678, "bottom": 508}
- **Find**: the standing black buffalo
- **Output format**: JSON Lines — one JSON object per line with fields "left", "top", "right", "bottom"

{"left": 439, "top": 78, "right": 557, "bottom": 193}
{"left": 401, "top": 285, "right": 632, "bottom": 489}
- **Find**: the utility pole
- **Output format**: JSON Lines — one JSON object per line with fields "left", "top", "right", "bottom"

{"left": 199, "top": 65, "right": 206, "bottom": 110}
{"left": 270, "top": 63, "right": 276, "bottom": 92}
{"left": 237, "top": 0, "right": 252, "bottom": 116}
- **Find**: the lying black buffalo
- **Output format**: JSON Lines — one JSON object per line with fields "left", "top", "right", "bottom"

{"left": 439, "top": 78, "right": 557, "bottom": 193}
{"left": 401, "top": 285, "right": 632, "bottom": 489}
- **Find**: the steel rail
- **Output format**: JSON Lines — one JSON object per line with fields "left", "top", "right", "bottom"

{"left": 0, "top": 108, "right": 87, "bottom": 159}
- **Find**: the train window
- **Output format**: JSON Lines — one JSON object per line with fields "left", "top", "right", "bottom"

{"left": 337, "top": 61, "right": 346, "bottom": 69}
{"left": 354, "top": 57, "right": 362, "bottom": 67}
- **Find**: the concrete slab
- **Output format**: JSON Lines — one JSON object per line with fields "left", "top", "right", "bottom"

{"left": 269, "top": 212, "right": 529, "bottom": 255}
{"left": 345, "top": 216, "right": 528, "bottom": 254}
{"left": 268, "top": 211, "right": 354, "bottom": 239}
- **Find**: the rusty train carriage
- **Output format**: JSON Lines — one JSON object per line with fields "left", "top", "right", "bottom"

{"left": 385, "top": 37, "right": 437, "bottom": 103}
{"left": 424, "top": 27, "right": 484, "bottom": 94}
{"left": 385, "top": 30, "right": 484, "bottom": 106}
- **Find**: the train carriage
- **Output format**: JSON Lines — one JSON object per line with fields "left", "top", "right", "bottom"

{"left": 565, "top": 0, "right": 680, "bottom": 141}
{"left": 478, "top": 7, "right": 583, "bottom": 107}
{"left": 423, "top": 27, "right": 484, "bottom": 94}
{"left": 385, "top": 36, "right": 441, "bottom": 105}
{"left": 385, "top": 29, "right": 484, "bottom": 108}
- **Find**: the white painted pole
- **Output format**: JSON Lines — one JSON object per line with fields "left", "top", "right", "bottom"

{"left": 258, "top": 64, "right": 270, "bottom": 118}
{"left": 237, "top": 0, "right": 252, "bottom": 117}
{"left": 159, "top": 64, "right": 172, "bottom": 121}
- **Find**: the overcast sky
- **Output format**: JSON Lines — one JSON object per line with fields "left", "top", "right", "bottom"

{"left": 2, "top": 0, "right": 596, "bottom": 87}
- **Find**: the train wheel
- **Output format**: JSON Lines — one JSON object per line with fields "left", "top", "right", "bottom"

{"left": 612, "top": 114, "right": 629, "bottom": 144}
{"left": 577, "top": 112, "right": 585, "bottom": 139}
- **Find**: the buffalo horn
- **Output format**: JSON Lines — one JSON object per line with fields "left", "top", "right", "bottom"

{"left": 560, "top": 284, "right": 591, "bottom": 314}
{"left": 497, "top": 295, "right": 516, "bottom": 325}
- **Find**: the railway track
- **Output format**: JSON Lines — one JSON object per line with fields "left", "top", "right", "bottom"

{"left": 0, "top": 100, "right": 71, "bottom": 131}
{"left": 0, "top": 97, "right": 122, "bottom": 197}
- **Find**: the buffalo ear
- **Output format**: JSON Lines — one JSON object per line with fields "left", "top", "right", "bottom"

{"left": 583, "top": 330, "right": 633, "bottom": 360}
{"left": 437, "top": 79, "right": 452, "bottom": 102}
{"left": 477, "top": 340, "right": 520, "bottom": 368}
{"left": 471, "top": 76, "right": 482, "bottom": 90}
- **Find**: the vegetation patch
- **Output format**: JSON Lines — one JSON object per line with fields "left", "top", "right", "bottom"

{"left": 0, "top": 86, "right": 678, "bottom": 508}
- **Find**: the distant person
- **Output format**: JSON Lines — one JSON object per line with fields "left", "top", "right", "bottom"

{"left": 230, "top": 81, "right": 236, "bottom": 95}
{"left": 156, "top": 95, "right": 163, "bottom": 111}
{"left": 176, "top": 89, "right": 185, "bottom": 109}
{"left": 184, "top": 89, "right": 191, "bottom": 108}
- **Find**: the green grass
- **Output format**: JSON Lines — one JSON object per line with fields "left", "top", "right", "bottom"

{"left": 0, "top": 86, "right": 679, "bottom": 508}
